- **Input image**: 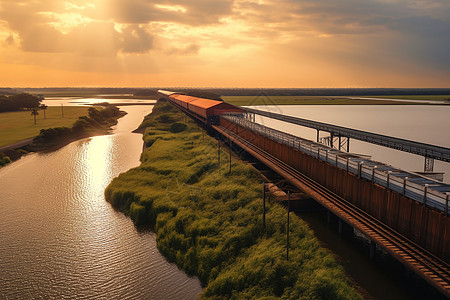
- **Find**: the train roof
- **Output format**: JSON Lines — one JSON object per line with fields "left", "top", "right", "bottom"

{"left": 189, "top": 98, "right": 225, "bottom": 109}
{"left": 170, "top": 94, "right": 198, "bottom": 103}
{"left": 158, "top": 90, "right": 180, "bottom": 96}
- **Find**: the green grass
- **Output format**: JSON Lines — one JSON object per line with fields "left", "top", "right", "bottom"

{"left": 222, "top": 96, "right": 416, "bottom": 106}
{"left": 0, "top": 107, "right": 89, "bottom": 147}
{"left": 105, "top": 101, "right": 362, "bottom": 299}
{"left": 356, "top": 95, "right": 450, "bottom": 101}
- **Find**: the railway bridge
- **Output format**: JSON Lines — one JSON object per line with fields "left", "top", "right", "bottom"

{"left": 158, "top": 90, "right": 450, "bottom": 297}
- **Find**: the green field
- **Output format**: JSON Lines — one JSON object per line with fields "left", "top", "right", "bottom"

{"left": 222, "top": 96, "right": 417, "bottom": 106}
{"left": 357, "top": 95, "right": 450, "bottom": 101}
{"left": 0, "top": 106, "right": 89, "bottom": 147}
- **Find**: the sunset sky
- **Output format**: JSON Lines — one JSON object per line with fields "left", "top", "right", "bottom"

{"left": 0, "top": 0, "right": 449, "bottom": 88}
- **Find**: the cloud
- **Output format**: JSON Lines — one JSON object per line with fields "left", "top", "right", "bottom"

{"left": 119, "top": 25, "right": 154, "bottom": 53}
{"left": 4, "top": 33, "right": 14, "bottom": 45}
{"left": 0, "top": 0, "right": 449, "bottom": 86}
{"left": 232, "top": 0, "right": 450, "bottom": 68}
{"left": 110, "top": 0, "right": 234, "bottom": 25}
{"left": 165, "top": 43, "right": 200, "bottom": 55}
{"left": 0, "top": 1, "right": 155, "bottom": 56}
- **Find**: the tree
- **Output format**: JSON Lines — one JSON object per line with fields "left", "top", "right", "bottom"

{"left": 31, "top": 108, "right": 39, "bottom": 125}
{"left": 40, "top": 104, "right": 48, "bottom": 119}
{"left": 11, "top": 93, "right": 41, "bottom": 109}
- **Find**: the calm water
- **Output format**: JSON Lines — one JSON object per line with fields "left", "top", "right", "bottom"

{"left": 251, "top": 105, "right": 450, "bottom": 183}
{"left": 43, "top": 97, "right": 157, "bottom": 106}
{"left": 0, "top": 105, "right": 202, "bottom": 299}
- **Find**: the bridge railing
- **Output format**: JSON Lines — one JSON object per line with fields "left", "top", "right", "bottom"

{"left": 222, "top": 115, "right": 450, "bottom": 215}
{"left": 242, "top": 107, "right": 450, "bottom": 162}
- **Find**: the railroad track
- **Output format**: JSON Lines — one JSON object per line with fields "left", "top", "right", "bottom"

{"left": 214, "top": 125, "right": 450, "bottom": 297}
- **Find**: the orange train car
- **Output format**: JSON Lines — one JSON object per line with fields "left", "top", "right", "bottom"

{"left": 162, "top": 91, "right": 244, "bottom": 124}
{"left": 170, "top": 94, "right": 198, "bottom": 109}
{"left": 187, "top": 98, "right": 243, "bottom": 120}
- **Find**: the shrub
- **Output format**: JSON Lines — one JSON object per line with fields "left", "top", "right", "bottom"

{"left": 170, "top": 122, "right": 187, "bottom": 133}
{"left": 158, "top": 114, "right": 173, "bottom": 123}
{"left": 130, "top": 202, "right": 147, "bottom": 225}
{"left": 0, "top": 153, "right": 11, "bottom": 166}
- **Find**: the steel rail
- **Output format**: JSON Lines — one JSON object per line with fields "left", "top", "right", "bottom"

{"left": 242, "top": 107, "right": 450, "bottom": 162}
{"left": 214, "top": 124, "right": 450, "bottom": 297}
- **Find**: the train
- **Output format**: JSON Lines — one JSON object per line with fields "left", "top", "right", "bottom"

{"left": 158, "top": 90, "right": 244, "bottom": 124}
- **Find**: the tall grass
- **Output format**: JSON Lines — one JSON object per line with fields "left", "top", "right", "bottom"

{"left": 105, "top": 101, "right": 362, "bottom": 299}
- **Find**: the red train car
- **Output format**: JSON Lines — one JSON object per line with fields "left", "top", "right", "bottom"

{"left": 159, "top": 90, "right": 244, "bottom": 124}
{"left": 170, "top": 94, "right": 198, "bottom": 109}
{"left": 187, "top": 98, "right": 243, "bottom": 120}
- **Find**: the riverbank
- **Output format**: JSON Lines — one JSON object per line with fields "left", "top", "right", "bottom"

{"left": 0, "top": 105, "right": 126, "bottom": 167}
{"left": 0, "top": 106, "right": 90, "bottom": 148}
{"left": 105, "top": 100, "right": 362, "bottom": 299}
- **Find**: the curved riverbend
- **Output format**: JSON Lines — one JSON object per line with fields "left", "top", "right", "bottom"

{"left": 0, "top": 106, "right": 202, "bottom": 299}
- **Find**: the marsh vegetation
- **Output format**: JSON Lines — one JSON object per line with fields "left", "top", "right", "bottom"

{"left": 105, "top": 101, "right": 361, "bottom": 299}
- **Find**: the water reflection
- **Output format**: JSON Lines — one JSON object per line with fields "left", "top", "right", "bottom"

{"left": 0, "top": 106, "right": 202, "bottom": 299}
{"left": 84, "top": 136, "right": 113, "bottom": 196}
{"left": 42, "top": 98, "right": 156, "bottom": 107}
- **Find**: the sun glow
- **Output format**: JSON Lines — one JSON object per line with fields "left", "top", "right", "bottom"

{"left": 154, "top": 4, "right": 187, "bottom": 13}
{"left": 85, "top": 136, "right": 113, "bottom": 192}
{"left": 39, "top": 11, "right": 93, "bottom": 34}
{"left": 64, "top": 2, "right": 96, "bottom": 10}
{"left": 0, "top": 0, "right": 448, "bottom": 87}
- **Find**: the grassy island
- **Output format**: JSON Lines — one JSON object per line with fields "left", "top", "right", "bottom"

{"left": 105, "top": 101, "right": 362, "bottom": 299}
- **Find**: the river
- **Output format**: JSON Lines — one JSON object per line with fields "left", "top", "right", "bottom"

{"left": 0, "top": 105, "right": 202, "bottom": 299}
{"left": 251, "top": 105, "right": 450, "bottom": 183}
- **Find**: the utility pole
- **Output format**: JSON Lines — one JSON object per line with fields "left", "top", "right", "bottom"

{"left": 287, "top": 191, "right": 290, "bottom": 261}
{"left": 263, "top": 182, "right": 266, "bottom": 228}
{"left": 61, "top": 103, "right": 64, "bottom": 118}
{"left": 218, "top": 140, "right": 221, "bottom": 166}
{"left": 229, "top": 140, "right": 232, "bottom": 176}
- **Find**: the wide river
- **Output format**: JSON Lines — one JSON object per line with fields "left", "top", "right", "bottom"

{"left": 251, "top": 105, "right": 450, "bottom": 183}
{"left": 0, "top": 105, "right": 202, "bottom": 299}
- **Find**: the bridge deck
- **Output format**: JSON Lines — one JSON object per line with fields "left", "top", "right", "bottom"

{"left": 242, "top": 107, "right": 450, "bottom": 163}
{"left": 223, "top": 115, "right": 450, "bottom": 214}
